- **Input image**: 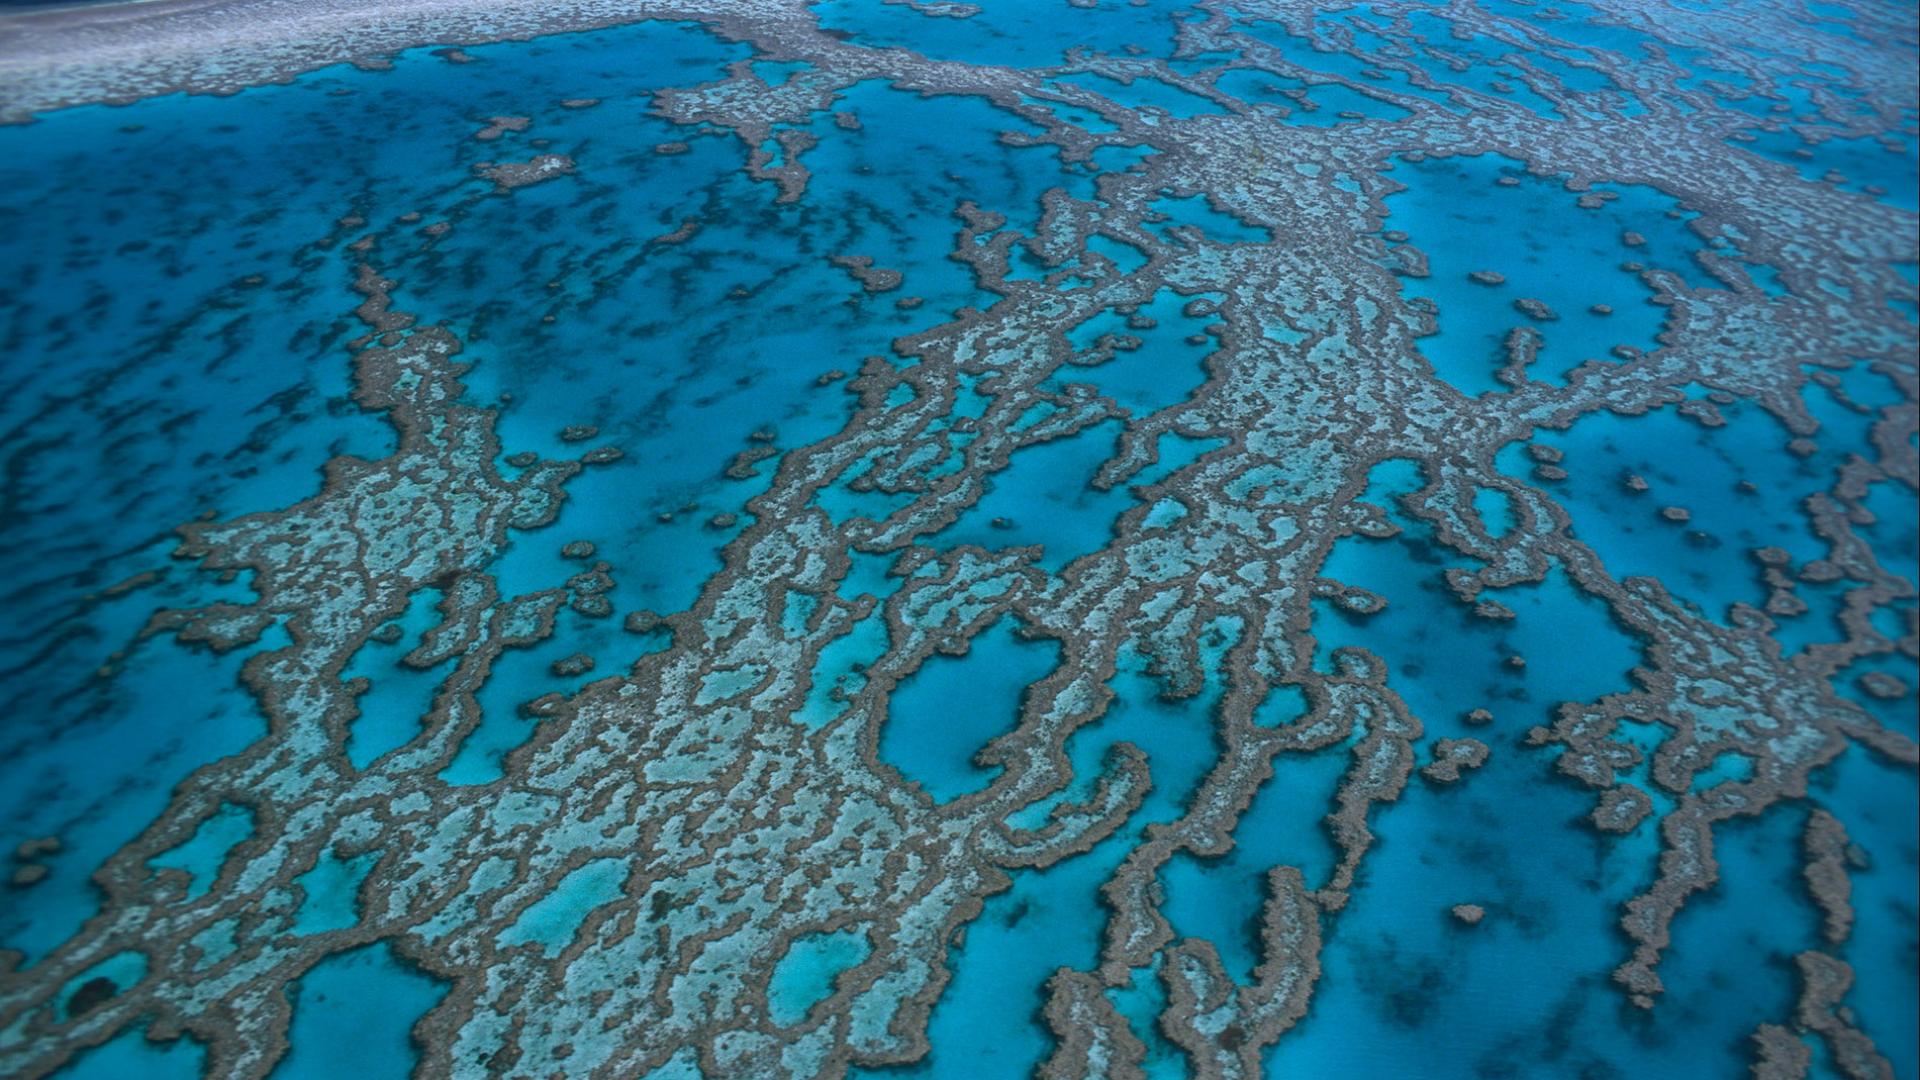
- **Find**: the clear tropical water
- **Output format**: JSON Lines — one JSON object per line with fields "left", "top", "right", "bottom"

{"left": 0, "top": 1, "right": 1915, "bottom": 1078}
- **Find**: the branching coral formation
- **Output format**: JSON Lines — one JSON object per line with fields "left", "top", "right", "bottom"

{"left": 0, "top": 1, "right": 1914, "bottom": 1077}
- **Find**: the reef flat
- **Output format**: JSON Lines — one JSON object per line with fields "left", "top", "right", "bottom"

{"left": 0, "top": 1, "right": 1915, "bottom": 1078}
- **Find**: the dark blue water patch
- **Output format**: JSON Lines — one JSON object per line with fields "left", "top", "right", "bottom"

{"left": 427, "top": 78, "right": 1085, "bottom": 605}
{"left": 847, "top": 827, "right": 1137, "bottom": 1080}
{"left": 1158, "top": 743, "right": 1350, "bottom": 983}
{"left": 790, "top": 80, "right": 1081, "bottom": 304}
{"left": 1731, "top": 127, "right": 1920, "bottom": 212}
{"left": 0, "top": 18, "right": 754, "bottom": 959}
{"left": 486, "top": 444, "right": 761, "bottom": 620}
{"left": 1380, "top": 152, "right": 1701, "bottom": 396}
{"left": 0, "top": 620, "right": 284, "bottom": 965}
{"left": 840, "top": 549, "right": 910, "bottom": 605}
{"left": 1500, "top": 395, "right": 1842, "bottom": 625}
{"left": 1314, "top": 461, "right": 1641, "bottom": 725}
{"left": 1868, "top": 602, "right": 1912, "bottom": 645}
{"left": 1266, "top": 763, "right": 1814, "bottom": 1078}
{"left": 878, "top": 614, "right": 1061, "bottom": 802}
{"left": 1650, "top": 806, "right": 1822, "bottom": 1069}
{"left": 1253, "top": 682, "right": 1311, "bottom": 729}
{"left": 816, "top": 0, "right": 1200, "bottom": 68}
{"left": 271, "top": 942, "right": 451, "bottom": 1079}
{"left": 1859, "top": 478, "right": 1919, "bottom": 590}
{"left": 1831, "top": 649, "right": 1920, "bottom": 739}
{"left": 1687, "top": 750, "right": 1756, "bottom": 794}
{"left": 439, "top": 192, "right": 872, "bottom": 463}
{"left": 1213, "top": 68, "right": 1411, "bottom": 125}
{"left": 1813, "top": 747, "right": 1920, "bottom": 1080}
{"left": 935, "top": 419, "right": 1139, "bottom": 571}
{"left": 0, "top": 21, "right": 751, "bottom": 627}
{"left": 439, "top": 604, "right": 625, "bottom": 786}
{"left": 431, "top": 82, "right": 1080, "bottom": 621}
{"left": 1262, "top": 738, "right": 1625, "bottom": 1077}
{"left": 1767, "top": 576, "right": 1853, "bottom": 656}
{"left": 1008, "top": 641, "right": 1228, "bottom": 838}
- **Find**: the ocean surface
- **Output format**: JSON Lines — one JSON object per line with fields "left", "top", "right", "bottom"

{"left": 0, "top": 1, "right": 1915, "bottom": 1077}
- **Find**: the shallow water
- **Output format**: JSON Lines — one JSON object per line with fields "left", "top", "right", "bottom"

{"left": 0, "top": 1, "right": 1915, "bottom": 1078}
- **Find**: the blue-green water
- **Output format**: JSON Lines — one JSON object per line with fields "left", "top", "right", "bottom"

{"left": 0, "top": 1, "right": 1915, "bottom": 1077}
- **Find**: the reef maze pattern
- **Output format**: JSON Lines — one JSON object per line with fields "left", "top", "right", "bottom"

{"left": 0, "top": 1, "right": 1916, "bottom": 1078}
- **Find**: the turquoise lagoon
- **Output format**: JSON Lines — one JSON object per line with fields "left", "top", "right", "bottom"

{"left": 0, "top": 2, "right": 1915, "bottom": 1079}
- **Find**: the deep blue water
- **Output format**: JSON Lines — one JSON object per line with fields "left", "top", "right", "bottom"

{"left": 0, "top": 2, "right": 1915, "bottom": 1078}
